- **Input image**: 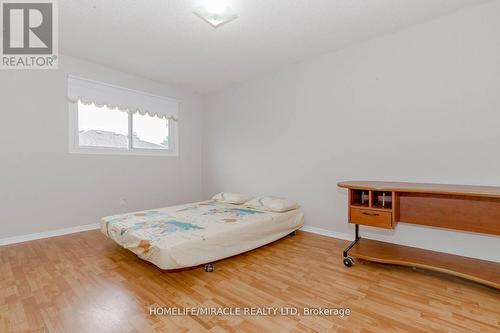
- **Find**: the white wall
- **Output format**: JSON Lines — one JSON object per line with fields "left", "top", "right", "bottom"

{"left": 0, "top": 55, "right": 203, "bottom": 239}
{"left": 203, "top": 1, "right": 500, "bottom": 261}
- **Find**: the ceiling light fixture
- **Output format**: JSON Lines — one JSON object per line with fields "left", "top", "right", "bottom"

{"left": 193, "top": 1, "right": 238, "bottom": 28}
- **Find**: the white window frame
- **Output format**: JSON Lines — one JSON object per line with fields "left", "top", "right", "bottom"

{"left": 68, "top": 104, "right": 178, "bottom": 157}
{"left": 67, "top": 77, "right": 179, "bottom": 157}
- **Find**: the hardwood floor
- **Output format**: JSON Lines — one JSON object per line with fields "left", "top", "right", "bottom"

{"left": 0, "top": 230, "right": 498, "bottom": 333}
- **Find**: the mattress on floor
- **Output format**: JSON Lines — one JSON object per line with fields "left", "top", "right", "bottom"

{"left": 100, "top": 200, "right": 304, "bottom": 270}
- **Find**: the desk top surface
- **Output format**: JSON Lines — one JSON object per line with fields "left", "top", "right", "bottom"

{"left": 338, "top": 181, "right": 500, "bottom": 198}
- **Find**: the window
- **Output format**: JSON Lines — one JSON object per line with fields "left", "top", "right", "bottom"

{"left": 78, "top": 102, "right": 130, "bottom": 149}
{"left": 68, "top": 76, "right": 178, "bottom": 156}
{"left": 132, "top": 112, "right": 170, "bottom": 150}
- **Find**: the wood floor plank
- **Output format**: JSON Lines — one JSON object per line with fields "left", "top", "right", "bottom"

{"left": 0, "top": 230, "right": 499, "bottom": 332}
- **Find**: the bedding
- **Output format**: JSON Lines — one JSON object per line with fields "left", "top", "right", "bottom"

{"left": 212, "top": 192, "right": 252, "bottom": 204}
{"left": 245, "top": 196, "right": 300, "bottom": 212}
{"left": 100, "top": 200, "right": 304, "bottom": 270}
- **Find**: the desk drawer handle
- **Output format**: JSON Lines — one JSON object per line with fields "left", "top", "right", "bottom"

{"left": 362, "top": 212, "right": 380, "bottom": 217}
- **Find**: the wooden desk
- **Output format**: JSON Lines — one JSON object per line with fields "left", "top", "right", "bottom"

{"left": 338, "top": 181, "right": 500, "bottom": 289}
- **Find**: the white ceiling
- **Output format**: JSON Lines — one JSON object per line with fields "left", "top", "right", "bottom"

{"left": 60, "top": 0, "right": 491, "bottom": 93}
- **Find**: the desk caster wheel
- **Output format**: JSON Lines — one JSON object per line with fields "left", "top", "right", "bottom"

{"left": 204, "top": 263, "right": 214, "bottom": 272}
{"left": 343, "top": 257, "right": 354, "bottom": 267}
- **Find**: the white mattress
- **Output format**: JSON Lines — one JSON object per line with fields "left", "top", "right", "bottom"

{"left": 100, "top": 200, "right": 304, "bottom": 270}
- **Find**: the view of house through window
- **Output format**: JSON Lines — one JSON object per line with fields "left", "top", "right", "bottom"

{"left": 77, "top": 101, "right": 169, "bottom": 150}
{"left": 133, "top": 112, "right": 169, "bottom": 150}
{"left": 78, "top": 102, "right": 129, "bottom": 149}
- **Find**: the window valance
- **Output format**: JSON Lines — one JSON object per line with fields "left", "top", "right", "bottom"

{"left": 67, "top": 75, "right": 179, "bottom": 121}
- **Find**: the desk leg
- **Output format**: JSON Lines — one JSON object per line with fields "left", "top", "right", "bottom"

{"left": 343, "top": 224, "right": 360, "bottom": 267}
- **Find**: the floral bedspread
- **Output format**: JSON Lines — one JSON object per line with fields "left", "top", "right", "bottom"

{"left": 101, "top": 200, "right": 303, "bottom": 269}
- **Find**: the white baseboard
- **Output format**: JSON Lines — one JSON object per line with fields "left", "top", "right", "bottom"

{"left": 0, "top": 223, "right": 100, "bottom": 246}
{"left": 300, "top": 225, "right": 353, "bottom": 241}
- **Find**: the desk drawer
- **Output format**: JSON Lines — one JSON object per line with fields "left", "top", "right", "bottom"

{"left": 350, "top": 208, "right": 392, "bottom": 229}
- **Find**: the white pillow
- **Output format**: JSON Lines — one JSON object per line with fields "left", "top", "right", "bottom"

{"left": 245, "top": 196, "right": 300, "bottom": 212}
{"left": 212, "top": 192, "right": 252, "bottom": 204}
